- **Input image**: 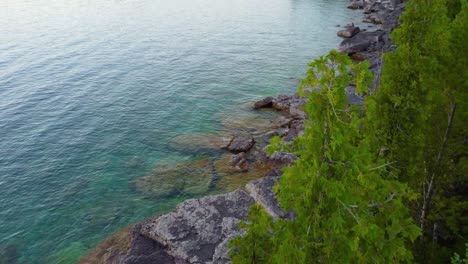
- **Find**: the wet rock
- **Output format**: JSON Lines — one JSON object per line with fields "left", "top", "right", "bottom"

{"left": 231, "top": 153, "right": 249, "bottom": 172}
{"left": 221, "top": 111, "right": 278, "bottom": 136}
{"left": 230, "top": 152, "right": 245, "bottom": 166}
{"left": 337, "top": 25, "right": 360, "bottom": 38}
{"left": 253, "top": 96, "right": 273, "bottom": 109}
{"left": 216, "top": 163, "right": 275, "bottom": 191}
{"left": 227, "top": 135, "right": 255, "bottom": 153}
{"left": 79, "top": 226, "right": 133, "bottom": 264}
{"left": 140, "top": 190, "right": 255, "bottom": 263}
{"left": 133, "top": 159, "right": 214, "bottom": 198}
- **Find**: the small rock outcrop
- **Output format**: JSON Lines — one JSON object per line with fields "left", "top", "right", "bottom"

{"left": 252, "top": 96, "right": 274, "bottom": 109}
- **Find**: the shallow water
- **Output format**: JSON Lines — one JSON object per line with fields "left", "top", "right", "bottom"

{"left": 0, "top": 0, "right": 362, "bottom": 262}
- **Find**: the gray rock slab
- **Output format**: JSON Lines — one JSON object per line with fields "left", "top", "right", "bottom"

{"left": 245, "top": 176, "right": 290, "bottom": 220}
{"left": 140, "top": 190, "right": 255, "bottom": 263}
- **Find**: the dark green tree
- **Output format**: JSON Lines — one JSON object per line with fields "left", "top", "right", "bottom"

{"left": 230, "top": 50, "right": 420, "bottom": 263}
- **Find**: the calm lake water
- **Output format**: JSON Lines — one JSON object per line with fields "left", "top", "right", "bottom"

{"left": 0, "top": 0, "right": 362, "bottom": 262}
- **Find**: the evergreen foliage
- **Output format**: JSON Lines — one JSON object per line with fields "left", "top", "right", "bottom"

{"left": 230, "top": 51, "right": 419, "bottom": 263}
{"left": 230, "top": 0, "right": 467, "bottom": 262}
{"left": 368, "top": 0, "right": 467, "bottom": 261}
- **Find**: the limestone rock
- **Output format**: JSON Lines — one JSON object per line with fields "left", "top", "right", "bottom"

{"left": 121, "top": 223, "right": 175, "bottom": 264}
{"left": 139, "top": 190, "right": 255, "bottom": 263}
{"left": 271, "top": 94, "right": 307, "bottom": 118}
{"left": 246, "top": 176, "right": 290, "bottom": 219}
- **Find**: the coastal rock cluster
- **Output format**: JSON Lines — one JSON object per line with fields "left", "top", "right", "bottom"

{"left": 80, "top": 1, "right": 406, "bottom": 263}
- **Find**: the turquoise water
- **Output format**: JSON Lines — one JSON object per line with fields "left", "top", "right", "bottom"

{"left": 0, "top": 0, "right": 362, "bottom": 263}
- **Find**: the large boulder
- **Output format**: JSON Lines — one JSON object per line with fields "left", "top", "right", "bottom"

{"left": 139, "top": 190, "right": 255, "bottom": 263}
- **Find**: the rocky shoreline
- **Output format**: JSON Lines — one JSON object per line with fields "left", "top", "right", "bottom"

{"left": 80, "top": 1, "right": 406, "bottom": 263}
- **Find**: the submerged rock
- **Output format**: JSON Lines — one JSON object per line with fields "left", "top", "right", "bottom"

{"left": 171, "top": 133, "right": 231, "bottom": 151}
{"left": 214, "top": 153, "right": 249, "bottom": 174}
{"left": 215, "top": 163, "right": 274, "bottom": 191}
{"left": 221, "top": 112, "right": 276, "bottom": 135}
{"left": 140, "top": 190, "right": 255, "bottom": 264}
{"left": 133, "top": 159, "right": 215, "bottom": 198}
{"left": 79, "top": 226, "right": 133, "bottom": 264}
